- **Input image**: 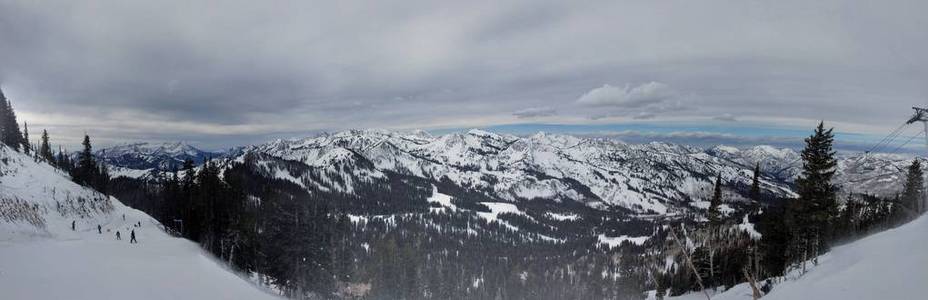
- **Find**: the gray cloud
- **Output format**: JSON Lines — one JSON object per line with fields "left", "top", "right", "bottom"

{"left": 0, "top": 0, "right": 926, "bottom": 149}
{"left": 580, "top": 84, "right": 685, "bottom": 120}
{"left": 513, "top": 106, "right": 556, "bottom": 118}
{"left": 713, "top": 114, "right": 738, "bottom": 122}
{"left": 576, "top": 82, "right": 677, "bottom": 108}
{"left": 632, "top": 112, "right": 656, "bottom": 120}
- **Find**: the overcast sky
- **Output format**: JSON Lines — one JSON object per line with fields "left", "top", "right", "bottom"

{"left": 1, "top": 0, "right": 926, "bottom": 150}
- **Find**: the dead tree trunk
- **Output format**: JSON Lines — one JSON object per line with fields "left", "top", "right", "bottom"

{"left": 670, "top": 225, "right": 711, "bottom": 300}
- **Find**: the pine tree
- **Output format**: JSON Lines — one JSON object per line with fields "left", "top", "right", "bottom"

{"left": 73, "top": 134, "right": 98, "bottom": 186}
{"left": 96, "top": 160, "right": 110, "bottom": 195}
{"left": 56, "top": 146, "right": 73, "bottom": 171}
{"left": 901, "top": 159, "right": 924, "bottom": 218}
{"left": 708, "top": 174, "right": 723, "bottom": 225}
{"left": 790, "top": 122, "right": 838, "bottom": 269}
{"left": 39, "top": 130, "right": 54, "bottom": 162}
{"left": 21, "top": 122, "right": 30, "bottom": 154}
{"left": 0, "top": 89, "right": 8, "bottom": 148}
{"left": 0, "top": 89, "right": 24, "bottom": 151}
{"left": 750, "top": 163, "right": 761, "bottom": 201}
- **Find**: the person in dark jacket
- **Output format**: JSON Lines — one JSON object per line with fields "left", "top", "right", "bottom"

{"left": 116, "top": 231, "right": 121, "bottom": 240}
{"left": 130, "top": 230, "right": 137, "bottom": 244}
{"left": 71, "top": 220, "right": 75, "bottom": 231}
{"left": 97, "top": 225, "right": 102, "bottom": 234}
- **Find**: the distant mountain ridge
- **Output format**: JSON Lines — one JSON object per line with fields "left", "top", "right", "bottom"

{"left": 101, "top": 130, "right": 923, "bottom": 214}
{"left": 94, "top": 141, "right": 218, "bottom": 171}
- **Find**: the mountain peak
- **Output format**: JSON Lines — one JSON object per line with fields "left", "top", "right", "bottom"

{"left": 95, "top": 141, "right": 215, "bottom": 171}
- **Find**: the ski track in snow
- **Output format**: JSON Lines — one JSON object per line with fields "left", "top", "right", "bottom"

{"left": 0, "top": 146, "right": 280, "bottom": 300}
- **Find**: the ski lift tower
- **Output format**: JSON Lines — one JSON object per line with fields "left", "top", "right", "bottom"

{"left": 909, "top": 107, "right": 928, "bottom": 213}
{"left": 908, "top": 107, "right": 928, "bottom": 151}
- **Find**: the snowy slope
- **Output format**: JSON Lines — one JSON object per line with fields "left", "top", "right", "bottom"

{"left": 762, "top": 214, "right": 928, "bottom": 300}
{"left": 0, "top": 145, "right": 279, "bottom": 300}
{"left": 659, "top": 214, "right": 928, "bottom": 300}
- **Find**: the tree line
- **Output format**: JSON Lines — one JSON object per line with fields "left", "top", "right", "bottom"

{"left": 652, "top": 122, "right": 927, "bottom": 299}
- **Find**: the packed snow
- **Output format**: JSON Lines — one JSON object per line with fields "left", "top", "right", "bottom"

{"left": 0, "top": 145, "right": 279, "bottom": 300}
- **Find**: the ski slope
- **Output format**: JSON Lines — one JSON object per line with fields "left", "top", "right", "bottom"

{"left": 659, "top": 213, "right": 928, "bottom": 300}
{"left": 0, "top": 146, "right": 279, "bottom": 300}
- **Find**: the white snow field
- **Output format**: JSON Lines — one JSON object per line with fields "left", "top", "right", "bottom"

{"left": 656, "top": 213, "right": 928, "bottom": 300}
{"left": 0, "top": 146, "right": 279, "bottom": 300}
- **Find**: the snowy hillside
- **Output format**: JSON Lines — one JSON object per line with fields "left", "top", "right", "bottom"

{"left": 0, "top": 145, "right": 278, "bottom": 300}
{"left": 762, "top": 214, "right": 928, "bottom": 300}
{"left": 659, "top": 214, "right": 928, "bottom": 300}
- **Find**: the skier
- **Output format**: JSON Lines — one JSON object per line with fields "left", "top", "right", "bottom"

{"left": 116, "top": 231, "right": 121, "bottom": 240}
{"left": 97, "top": 225, "right": 102, "bottom": 234}
{"left": 122, "top": 214, "right": 125, "bottom": 221}
{"left": 130, "top": 229, "right": 137, "bottom": 244}
{"left": 71, "top": 220, "right": 75, "bottom": 231}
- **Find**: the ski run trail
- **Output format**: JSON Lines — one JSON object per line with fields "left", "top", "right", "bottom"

{"left": 0, "top": 145, "right": 279, "bottom": 300}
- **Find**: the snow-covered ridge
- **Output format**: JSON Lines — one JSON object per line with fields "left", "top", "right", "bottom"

{"left": 222, "top": 129, "right": 814, "bottom": 214}
{"left": 103, "top": 129, "right": 921, "bottom": 214}
{"left": 94, "top": 141, "right": 216, "bottom": 171}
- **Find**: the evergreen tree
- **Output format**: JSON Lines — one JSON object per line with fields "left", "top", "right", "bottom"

{"left": 789, "top": 122, "right": 838, "bottom": 269}
{"left": 22, "top": 122, "right": 30, "bottom": 154}
{"left": 0, "top": 89, "right": 24, "bottom": 151}
{"left": 0, "top": 90, "right": 8, "bottom": 149}
{"left": 750, "top": 163, "right": 761, "bottom": 201}
{"left": 707, "top": 174, "right": 723, "bottom": 225}
{"left": 56, "top": 147, "right": 73, "bottom": 171}
{"left": 901, "top": 159, "right": 924, "bottom": 217}
{"left": 73, "top": 134, "right": 98, "bottom": 186}
{"left": 39, "top": 130, "right": 54, "bottom": 162}
{"left": 96, "top": 160, "right": 110, "bottom": 195}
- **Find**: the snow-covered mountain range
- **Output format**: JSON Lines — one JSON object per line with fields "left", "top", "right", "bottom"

{"left": 101, "top": 129, "right": 911, "bottom": 218}
{"left": 95, "top": 142, "right": 217, "bottom": 171}
{"left": 103, "top": 129, "right": 922, "bottom": 216}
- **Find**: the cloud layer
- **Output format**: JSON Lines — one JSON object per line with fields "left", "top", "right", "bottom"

{"left": 576, "top": 82, "right": 676, "bottom": 108}
{"left": 0, "top": 0, "right": 926, "bottom": 149}
{"left": 513, "top": 106, "right": 556, "bottom": 118}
